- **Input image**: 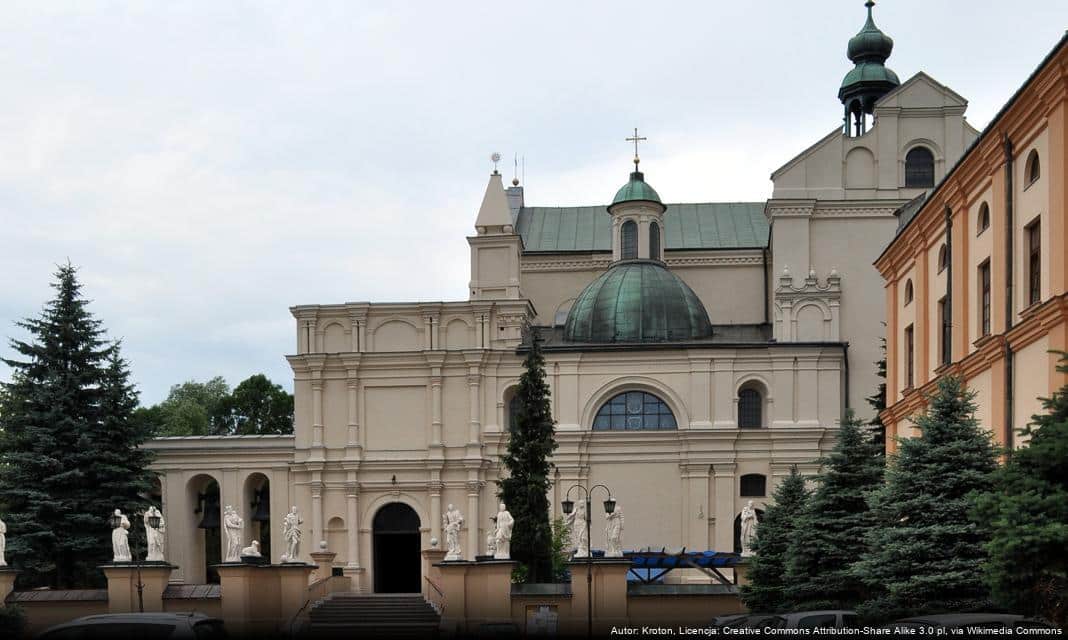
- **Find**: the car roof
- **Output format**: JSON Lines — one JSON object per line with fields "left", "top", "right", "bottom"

{"left": 780, "top": 610, "right": 855, "bottom": 618}
{"left": 896, "top": 614, "right": 1024, "bottom": 624}
{"left": 46, "top": 612, "right": 220, "bottom": 629}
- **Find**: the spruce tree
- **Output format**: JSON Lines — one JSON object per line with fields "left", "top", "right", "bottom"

{"left": 973, "top": 354, "right": 1068, "bottom": 628}
{"left": 741, "top": 466, "right": 809, "bottom": 613}
{"left": 497, "top": 329, "right": 558, "bottom": 583}
{"left": 855, "top": 375, "right": 998, "bottom": 621}
{"left": 785, "top": 410, "right": 884, "bottom": 610}
{"left": 867, "top": 336, "right": 888, "bottom": 448}
{"left": 0, "top": 264, "right": 154, "bottom": 588}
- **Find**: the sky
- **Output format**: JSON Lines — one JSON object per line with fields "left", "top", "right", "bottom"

{"left": 1, "top": 1, "right": 1065, "bottom": 405}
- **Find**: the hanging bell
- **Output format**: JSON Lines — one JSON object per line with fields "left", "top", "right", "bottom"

{"left": 197, "top": 494, "right": 221, "bottom": 530}
{"left": 251, "top": 487, "right": 271, "bottom": 522}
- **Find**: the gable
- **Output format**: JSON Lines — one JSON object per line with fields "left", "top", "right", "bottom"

{"left": 876, "top": 72, "right": 968, "bottom": 109}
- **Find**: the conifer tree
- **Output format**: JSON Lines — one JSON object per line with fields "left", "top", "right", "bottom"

{"left": 855, "top": 376, "right": 997, "bottom": 621}
{"left": 741, "top": 466, "right": 809, "bottom": 613}
{"left": 0, "top": 264, "right": 154, "bottom": 588}
{"left": 497, "top": 329, "right": 558, "bottom": 583}
{"left": 867, "top": 336, "right": 888, "bottom": 448}
{"left": 785, "top": 410, "right": 884, "bottom": 610}
{"left": 973, "top": 355, "right": 1068, "bottom": 628}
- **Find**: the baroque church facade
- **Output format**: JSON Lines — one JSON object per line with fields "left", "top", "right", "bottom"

{"left": 148, "top": 3, "right": 979, "bottom": 592}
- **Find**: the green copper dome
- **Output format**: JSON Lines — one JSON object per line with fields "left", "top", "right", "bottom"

{"left": 563, "top": 260, "right": 712, "bottom": 343}
{"left": 840, "top": 62, "right": 900, "bottom": 90}
{"left": 611, "top": 171, "right": 662, "bottom": 206}
{"left": 847, "top": 1, "right": 894, "bottom": 63}
{"left": 838, "top": 1, "right": 899, "bottom": 110}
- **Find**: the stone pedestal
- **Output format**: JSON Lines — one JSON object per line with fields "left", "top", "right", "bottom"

{"left": 421, "top": 548, "right": 446, "bottom": 600}
{"left": 99, "top": 563, "right": 175, "bottom": 614}
{"left": 309, "top": 550, "right": 336, "bottom": 584}
{"left": 0, "top": 568, "right": 20, "bottom": 604}
{"left": 278, "top": 563, "right": 317, "bottom": 624}
{"left": 435, "top": 559, "right": 516, "bottom": 634}
{"left": 733, "top": 560, "right": 750, "bottom": 587}
{"left": 567, "top": 558, "right": 631, "bottom": 636}
{"left": 214, "top": 562, "right": 316, "bottom": 637}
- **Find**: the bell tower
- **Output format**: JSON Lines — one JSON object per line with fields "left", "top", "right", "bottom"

{"left": 468, "top": 156, "right": 523, "bottom": 300}
{"left": 838, "top": 1, "right": 900, "bottom": 136}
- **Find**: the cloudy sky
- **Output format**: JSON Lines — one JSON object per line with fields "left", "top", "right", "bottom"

{"left": 1, "top": 1, "right": 1064, "bottom": 405}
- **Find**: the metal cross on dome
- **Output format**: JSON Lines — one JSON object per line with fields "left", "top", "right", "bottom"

{"left": 625, "top": 127, "right": 647, "bottom": 169}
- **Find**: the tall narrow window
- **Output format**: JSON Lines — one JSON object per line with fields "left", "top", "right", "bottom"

{"left": 738, "top": 387, "right": 763, "bottom": 428}
{"left": 904, "top": 279, "right": 914, "bottom": 305}
{"left": 938, "top": 296, "right": 951, "bottom": 367}
{"left": 1026, "top": 149, "right": 1040, "bottom": 186}
{"left": 649, "top": 222, "right": 661, "bottom": 260}
{"left": 905, "top": 147, "right": 935, "bottom": 188}
{"left": 621, "top": 220, "right": 638, "bottom": 260}
{"left": 905, "top": 325, "right": 915, "bottom": 389}
{"left": 1028, "top": 219, "right": 1041, "bottom": 306}
{"left": 979, "top": 260, "right": 991, "bottom": 337}
{"left": 977, "top": 203, "right": 990, "bottom": 235}
{"left": 937, "top": 244, "right": 948, "bottom": 273}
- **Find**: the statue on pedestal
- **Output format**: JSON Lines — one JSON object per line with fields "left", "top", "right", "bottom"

{"left": 223, "top": 505, "right": 244, "bottom": 563}
{"left": 493, "top": 504, "right": 513, "bottom": 560}
{"left": 605, "top": 505, "right": 624, "bottom": 558}
{"left": 442, "top": 504, "right": 464, "bottom": 561}
{"left": 241, "top": 541, "right": 262, "bottom": 557}
{"left": 111, "top": 509, "right": 132, "bottom": 562}
{"left": 485, "top": 516, "right": 497, "bottom": 557}
{"left": 740, "top": 500, "right": 759, "bottom": 557}
{"left": 566, "top": 500, "right": 589, "bottom": 557}
{"left": 282, "top": 506, "right": 303, "bottom": 562}
{"left": 144, "top": 507, "right": 166, "bottom": 562}
{"left": 0, "top": 514, "right": 7, "bottom": 567}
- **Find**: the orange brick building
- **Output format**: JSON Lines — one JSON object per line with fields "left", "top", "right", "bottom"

{"left": 876, "top": 35, "right": 1068, "bottom": 453}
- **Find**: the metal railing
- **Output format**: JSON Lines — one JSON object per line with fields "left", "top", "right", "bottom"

{"left": 424, "top": 575, "right": 446, "bottom": 617}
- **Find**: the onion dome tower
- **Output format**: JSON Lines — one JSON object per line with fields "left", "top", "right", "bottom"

{"left": 563, "top": 137, "right": 712, "bottom": 343}
{"left": 838, "top": 0, "right": 899, "bottom": 136}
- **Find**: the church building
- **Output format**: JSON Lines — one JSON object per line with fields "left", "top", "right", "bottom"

{"left": 147, "top": 2, "right": 979, "bottom": 592}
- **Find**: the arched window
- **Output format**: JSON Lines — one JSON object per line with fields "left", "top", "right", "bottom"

{"left": 507, "top": 393, "right": 521, "bottom": 432}
{"left": 738, "top": 387, "right": 763, "bottom": 428}
{"left": 937, "top": 244, "right": 948, "bottom": 273}
{"left": 977, "top": 203, "right": 990, "bottom": 235}
{"left": 553, "top": 299, "right": 575, "bottom": 327}
{"left": 621, "top": 220, "right": 638, "bottom": 260}
{"left": 905, "top": 147, "right": 935, "bottom": 188}
{"left": 593, "top": 391, "right": 676, "bottom": 431}
{"left": 649, "top": 222, "right": 661, "bottom": 260}
{"left": 904, "top": 279, "right": 914, "bottom": 305}
{"left": 740, "top": 474, "right": 767, "bottom": 497}
{"left": 1026, "top": 149, "right": 1040, "bottom": 186}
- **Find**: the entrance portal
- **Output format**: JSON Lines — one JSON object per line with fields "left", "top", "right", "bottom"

{"left": 372, "top": 502, "right": 421, "bottom": 593}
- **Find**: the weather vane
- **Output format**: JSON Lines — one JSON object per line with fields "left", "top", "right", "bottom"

{"left": 625, "top": 128, "right": 647, "bottom": 169}
{"left": 491, "top": 152, "right": 502, "bottom": 175}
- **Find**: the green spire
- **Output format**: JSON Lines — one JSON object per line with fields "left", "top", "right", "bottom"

{"left": 839, "top": 0, "right": 900, "bottom": 113}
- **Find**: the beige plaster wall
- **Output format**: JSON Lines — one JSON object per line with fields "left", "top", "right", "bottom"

{"left": 968, "top": 187, "right": 995, "bottom": 348}
{"left": 1015, "top": 127, "right": 1050, "bottom": 318}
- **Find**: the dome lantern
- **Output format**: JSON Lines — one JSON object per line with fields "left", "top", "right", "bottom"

{"left": 838, "top": 1, "right": 900, "bottom": 136}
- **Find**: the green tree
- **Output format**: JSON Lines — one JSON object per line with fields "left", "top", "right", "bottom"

{"left": 868, "top": 336, "right": 888, "bottom": 448}
{"left": 785, "top": 410, "right": 884, "bottom": 610}
{"left": 151, "top": 377, "right": 231, "bottom": 436}
{"left": 0, "top": 264, "right": 154, "bottom": 588}
{"left": 214, "top": 374, "right": 294, "bottom": 435}
{"left": 855, "top": 376, "right": 998, "bottom": 621}
{"left": 741, "top": 466, "right": 810, "bottom": 613}
{"left": 973, "top": 354, "right": 1068, "bottom": 628}
{"left": 497, "top": 330, "right": 558, "bottom": 583}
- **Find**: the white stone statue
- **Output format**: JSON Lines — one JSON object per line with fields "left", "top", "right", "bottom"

{"left": 442, "top": 504, "right": 464, "bottom": 561}
{"left": 241, "top": 541, "right": 262, "bottom": 557}
{"left": 485, "top": 517, "right": 497, "bottom": 556}
{"left": 112, "top": 509, "right": 132, "bottom": 562}
{"left": 605, "top": 505, "right": 624, "bottom": 558}
{"left": 282, "top": 506, "right": 303, "bottom": 562}
{"left": 144, "top": 507, "right": 166, "bottom": 562}
{"left": 740, "top": 500, "right": 759, "bottom": 557}
{"left": 566, "top": 500, "right": 589, "bottom": 558}
{"left": 223, "top": 505, "right": 244, "bottom": 563}
{"left": 493, "top": 503, "right": 513, "bottom": 560}
{"left": 0, "top": 514, "right": 7, "bottom": 567}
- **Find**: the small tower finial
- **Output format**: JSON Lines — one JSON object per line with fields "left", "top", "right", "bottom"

{"left": 625, "top": 127, "right": 647, "bottom": 170}
{"left": 490, "top": 152, "right": 501, "bottom": 175}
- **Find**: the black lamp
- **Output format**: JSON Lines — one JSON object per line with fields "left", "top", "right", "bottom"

{"left": 603, "top": 497, "right": 616, "bottom": 514}
{"left": 147, "top": 511, "right": 162, "bottom": 530}
{"left": 561, "top": 499, "right": 574, "bottom": 515}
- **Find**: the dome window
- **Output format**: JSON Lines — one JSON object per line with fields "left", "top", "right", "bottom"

{"left": 621, "top": 221, "right": 638, "bottom": 260}
{"left": 650, "top": 222, "right": 661, "bottom": 260}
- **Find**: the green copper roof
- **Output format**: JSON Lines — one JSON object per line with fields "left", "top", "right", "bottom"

{"left": 563, "top": 260, "right": 713, "bottom": 343}
{"left": 840, "top": 62, "right": 900, "bottom": 91}
{"left": 611, "top": 171, "right": 662, "bottom": 206}
{"left": 847, "top": 2, "right": 894, "bottom": 63}
{"left": 517, "top": 202, "right": 768, "bottom": 252}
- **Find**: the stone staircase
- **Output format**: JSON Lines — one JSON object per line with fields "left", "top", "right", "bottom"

{"left": 306, "top": 593, "right": 441, "bottom": 638}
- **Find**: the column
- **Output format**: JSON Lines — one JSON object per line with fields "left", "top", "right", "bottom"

{"left": 345, "top": 479, "right": 364, "bottom": 590}
{"left": 466, "top": 479, "right": 482, "bottom": 561}
{"left": 429, "top": 479, "right": 443, "bottom": 544}
{"left": 681, "top": 464, "right": 710, "bottom": 550}
{"left": 343, "top": 355, "right": 363, "bottom": 456}
{"left": 269, "top": 466, "right": 291, "bottom": 565}
{"left": 431, "top": 371, "right": 444, "bottom": 445}
{"left": 712, "top": 463, "right": 736, "bottom": 553}
{"left": 467, "top": 372, "right": 482, "bottom": 444}
{"left": 311, "top": 379, "right": 324, "bottom": 449}
{"left": 311, "top": 477, "right": 324, "bottom": 553}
